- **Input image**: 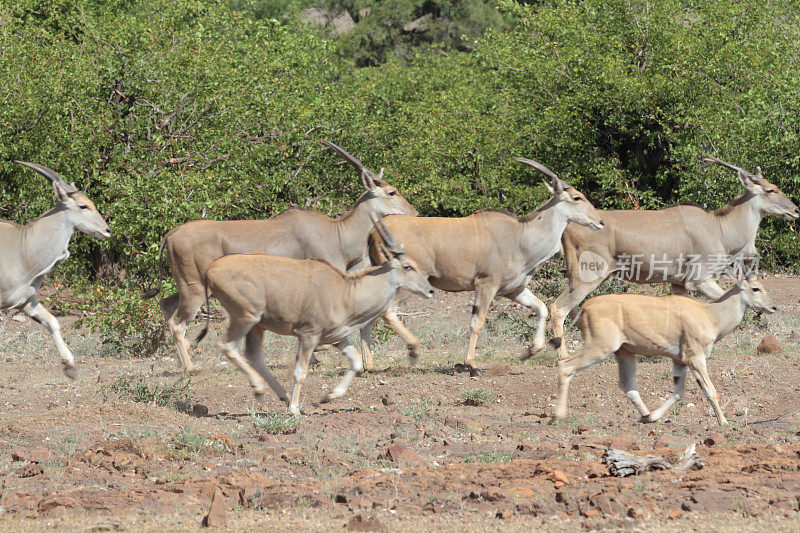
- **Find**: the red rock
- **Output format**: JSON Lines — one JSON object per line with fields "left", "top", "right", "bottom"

{"left": 516, "top": 440, "right": 537, "bottom": 452}
{"left": 20, "top": 463, "right": 44, "bottom": 478}
{"left": 550, "top": 470, "right": 569, "bottom": 485}
{"left": 202, "top": 489, "right": 226, "bottom": 527}
{"left": 38, "top": 495, "right": 78, "bottom": 514}
{"left": 583, "top": 508, "right": 599, "bottom": 518}
{"left": 29, "top": 448, "right": 54, "bottom": 463}
{"left": 758, "top": 335, "right": 783, "bottom": 353}
{"left": 537, "top": 441, "right": 559, "bottom": 454}
{"left": 347, "top": 513, "right": 387, "bottom": 531}
{"left": 10, "top": 449, "right": 26, "bottom": 462}
{"left": 757, "top": 335, "right": 781, "bottom": 354}
{"left": 703, "top": 433, "right": 725, "bottom": 447}
{"left": 654, "top": 434, "right": 691, "bottom": 449}
{"left": 386, "top": 443, "right": 423, "bottom": 464}
{"left": 668, "top": 509, "right": 682, "bottom": 519}
{"left": 607, "top": 434, "right": 638, "bottom": 450}
{"left": 381, "top": 393, "right": 398, "bottom": 406}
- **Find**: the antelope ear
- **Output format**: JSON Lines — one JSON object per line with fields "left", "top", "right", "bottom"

{"left": 551, "top": 174, "right": 564, "bottom": 195}
{"left": 53, "top": 181, "right": 72, "bottom": 203}
{"left": 542, "top": 179, "right": 555, "bottom": 195}
{"left": 362, "top": 169, "right": 376, "bottom": 191}
{"left": 738, "top": 170, "right": 764, "bottom": 194}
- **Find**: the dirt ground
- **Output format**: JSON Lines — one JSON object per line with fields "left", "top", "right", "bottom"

{"left": 1, "top": 275, "right": 799, "bottom": 531}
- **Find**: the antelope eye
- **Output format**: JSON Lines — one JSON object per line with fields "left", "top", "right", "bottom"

{"left": 752, "top": 287, "right": 760, "bottom": 292}
{"left": 79, "top": 205, "right": 89, "bottom": 209}
{"left": 403, "top": 265, "right": 413, "bottom": 271}
{"left": 388, "top": 190, "right": 397, "bottom": 196}
{"left": 572, "top": 196, "right": 581, "bottom": 201}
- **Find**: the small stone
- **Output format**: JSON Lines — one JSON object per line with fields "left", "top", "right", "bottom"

{"left": 202, "top": 489, "right": 226, "bottom": 527}
{"left": 757, "top": 335, "right": 781, "bottom": 354}
{"left": 703, "top": 433, "right": 724, "bottom": 447}
{"left": 20, "top": 463, "right": 44, "bottom": 478}
{"left": 191, "top": 404, "right": 209, "bottom": 417}
{"left": 381, "top": 393, "right": 398, "bottom": 406}
{"left": 607, "top": 433, "right": 638, "bottom": 450}
{"left": 29, "top": 449, "right": 53, "bottom": 463}
{"left": 10, "top": 449, "right": 26, "bottom": 462}
{"left": 346, "top": 513, "right": 387, "bottom": 531}
{"left": 547, "top": 469, "right": 569, "bottom": 485}
{"left": 537, "top": 441, "right": 559, "bottom": 455}
{"left": 516, "top": 440, "right": 537, "bottom": 452}
{"left": 668, "top": 509, "right": 682, "bottom": 519}
{"left": 385, "top": 443, "right": 423, "bottom": 464}
{"left": 583, "top": 508, "right": 599, "bottom": 518}
{"left": 654, "top": 434, "right": 691, "bottom": 449}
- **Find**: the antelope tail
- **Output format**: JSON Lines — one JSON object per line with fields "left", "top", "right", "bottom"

{"left": 141, "top": 236, "right": 168, "bottom": 300}
{"left": 194, "top": 276, "right": 212, "bottom": 344}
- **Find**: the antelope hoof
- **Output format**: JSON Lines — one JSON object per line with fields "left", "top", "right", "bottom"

{"left": 63, "top": 364, "right": 77, "bottom": 380}
{"left": 468, "top": 367, "right": 482, "bottom": 378}
{"left": 252, "top": 387, "right": 267, "bottom": 401}
{"left": 639, "top": 414, "right": 656, "bottom": 424}
{"left": 407, "top": 349, "right": 419, "bottom": 366}
{"left": 288, "top": 405, "right": 301, "bottom": 417}
{"left": 309, "top": 354, "right": 322, "bottom": 367}
{"left": 548, "top": 416, "right": 562, "bottom": 426}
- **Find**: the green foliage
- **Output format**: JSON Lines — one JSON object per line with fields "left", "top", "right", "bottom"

{"left": 72, "top": 282, "right": 164, "bottom": 356}
{"left": 460, "top": 387, "right": 493, "bottom": 406}
{"left": 168, "top": 426, "right": 208, "bottom": 457}
{"left": 325, "top": 0, "right": 510, "bottom": 66}
{"left": 103, "top": 374, "right": 193, "bottom": 412}
{"left": 2, "top": 0, "right": 800, "bottom": 345}
{"left": 398, "top": 396, "right": 434, "bottom": 421}
{"left": 464, "top": 449, "right": 513, "bottom": 463}
{"left": 250, "top": 409, "right": 304, "bottom": 434}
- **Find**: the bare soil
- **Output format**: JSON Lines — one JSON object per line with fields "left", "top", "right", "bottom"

{"left": 1, "top": 275, "right": 799, "bottom": 531}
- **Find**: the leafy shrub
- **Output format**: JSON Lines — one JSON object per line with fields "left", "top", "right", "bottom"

{"left": 103, "top": 374, "right": 193, "bottom": 412}
{"left": 398, "top": 396, "right": 434, "bottom": 421}
{"left": 3, "top": 0, "right": 800, "bottom": 329}
{"left": 460, "top": 387, "right": 493, "bottom": 406}
{"left": 464, "top": 449, "right": 513, "bottom": 463}
{"left": 250, "top": 410, "right": 304, "bottom": 434}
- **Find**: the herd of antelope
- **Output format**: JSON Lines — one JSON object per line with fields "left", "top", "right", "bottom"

{"left": 2, "top": 142, "right": 797, "bottom": 426}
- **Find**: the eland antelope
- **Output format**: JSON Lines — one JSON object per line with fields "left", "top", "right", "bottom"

{"left": 146, "top": 141, "right": 418, "bottom": 373}
{"left": 1, "top": 162, "right": 111, "bottom": 378}
{"left": 553, "top": 277, "right": 776, "bottom": 426}
{"left": 195, "top": 219, "right": 434, "bottom": 416}
{"left": 361, "top": 159, "right": 604, "bottom": 375}
{"left": 550, "top": 156, "right": 798, "bottom": 360}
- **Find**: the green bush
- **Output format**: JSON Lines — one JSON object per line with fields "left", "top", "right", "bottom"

{"left": 2, "top": 0, "right": 799, "bottom": 350}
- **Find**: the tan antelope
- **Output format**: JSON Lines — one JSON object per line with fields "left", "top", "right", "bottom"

{"left": 145, "top": 141, "right": 418, "bottom": 372}
{"left": 361, "top": 159, "right": 605, "bottom": 375}
{"left": 1, "top": 162, "right": 111, "bottom": 378}
{"left": 550, "top": 156, "right": 798, "bottom": 359}
{"left": 553, "top": 277, "right": 776, "bottom": 426}
{"left": 195, "top": 220, "right": 434, "bottom": 415}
